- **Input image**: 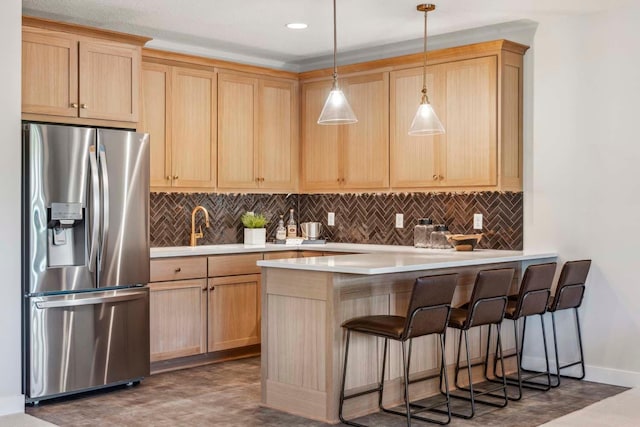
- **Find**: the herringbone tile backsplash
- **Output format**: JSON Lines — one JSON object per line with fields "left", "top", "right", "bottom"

{"left": 151, "top": 192, "right": 523, "bottom": 250}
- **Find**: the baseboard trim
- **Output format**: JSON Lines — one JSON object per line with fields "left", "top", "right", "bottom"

{"left": 0, "top": 394, "right": 24, "bottom": 416}
{"left": 521, "top": 355, "right": 640, "bottom": 387}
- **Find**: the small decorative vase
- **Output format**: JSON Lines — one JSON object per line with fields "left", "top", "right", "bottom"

{"left": 244, "top": 228, "right": 266, "bottom": 247}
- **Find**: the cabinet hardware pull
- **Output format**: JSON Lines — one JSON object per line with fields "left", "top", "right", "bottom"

{"left": 81, "top": 104, "right": 88, "bottom": 109}
{"left": 174, "top": 267, "right": 181, "bottom": 273}
{"left": 166, "top": 176, "right": 171, "bottom": 180}
{"left": 210, "top": 286, "right": 215, "bottom": 291}
{"left": 439, "top": 175, "right": 444, "bottom": 180}
{"left": 173, "top": 175, "right": 179, "bottom": 180}
{"left": 71, "top": 103, "right": 78, "bottom": 108}
{"left": 433, "top": 175, "right": 438, "bottom": 180}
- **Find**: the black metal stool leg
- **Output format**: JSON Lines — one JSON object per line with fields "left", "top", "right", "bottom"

{"left": 401, "top": 340, "right": 411, "bottom": 426}
{"left": 575, "top": 308, "right": 586, "bottom": 380}
{"left": 377, "top": 338, "right": 388, "bottom": 409}
{"left": 339, "top": 330, "right": 356, "bottom": 425}
{"left": 551, "top": 312, "right": 561, "bottom": 387}
{"left": 540, "top": 314, "right": 552, "bottom": 388}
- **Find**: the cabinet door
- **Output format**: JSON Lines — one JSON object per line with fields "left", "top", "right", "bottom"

{"left": 217, "top": 73, "right": 259, "bottom": 189}
{"left": 208, "top": 274, "right": 261, "bottom": 352}
{"left": 301, "top": 80, "right": 341, "bottom": 190}
{"left": 439, "top": 56, "right": 497, "bottom": 187}
{"left": 22, "top": 28, "right": 78, "bottom": 117}
{"left": 141, "top": 63, "right": 171, "bottom": 187}
{"left": 342, "top": 73, "right": 389, "bottom": 189}
{"left": 78, "top": 40, "right": 139, "bottom": 122}
{"left": 149, "top": 279, "right": 207, "bottom": 362}
{"left": 258, "top": 79, "right": 297, "bottom": 190}
{"left": 389, "top": 66, "right": 444, "bottom": 188}
{"left": 171, "top": 67, "right": 217, "bottom": 188}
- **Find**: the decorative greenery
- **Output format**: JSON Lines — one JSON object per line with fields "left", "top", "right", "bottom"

{"left": 241, "top": 212, "right": 268, "bottom": 228}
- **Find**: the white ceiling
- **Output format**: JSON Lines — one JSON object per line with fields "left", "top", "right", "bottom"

{"left": 22, "top": 0, "right": 612, "bottom": 71}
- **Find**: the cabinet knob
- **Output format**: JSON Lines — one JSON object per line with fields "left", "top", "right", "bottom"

{"left": 174, "top": 267, "right": 181, "bottom": 273}
{"left": 166, "top": 176, "right": 171, "bottom": 180}
{"left": 260, "top": 177, "right": 264, "bottom": 182}
{"left": 255, "top": 177, "right": 260, "bottom": 183}
{"left": 439, "top": 175, "right": 444, "bottom": 180}
{"left": 81, "top": 104, "right": 88, "bottom": 109}
{"left": 433, "top": 175, "right": 438, "bottom": 181}
{"left": 209, "top": 286, "right": 215, "bottom": 291}
{"left": 173, "top": 175, "right": 179, "bottom": 180}
{"left": 71, "top": 103, "right": 78, "bottom": 108}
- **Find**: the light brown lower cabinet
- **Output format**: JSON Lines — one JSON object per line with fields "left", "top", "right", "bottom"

{"left": 207, "top": 274, "right": 261, "bottom": 352}
{"left": 149, "top": 279, "right": 207, "bottom": 362}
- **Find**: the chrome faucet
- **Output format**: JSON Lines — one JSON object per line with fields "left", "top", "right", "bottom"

{"left": 190, "top": 206, "right": 210, "bottom": 246}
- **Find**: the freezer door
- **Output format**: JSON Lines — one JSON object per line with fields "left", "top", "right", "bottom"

{"left": 97, "top": 129, "right": 150, "bottom": 287}
{"left": 23, "top": 123, "right": 96, "bottom": 294}
{"left": 27, "top": 288, "right": 150, "bottom": 400}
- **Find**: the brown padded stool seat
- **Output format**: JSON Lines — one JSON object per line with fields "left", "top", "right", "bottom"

{"left": 339, "top": 273, "right": 459, "bottom": 427}
{"left": 341, "top": 315, "right": 405, "bottom": 339}
{"left": 447, "top": 308, "right": 467, "bottom": 329}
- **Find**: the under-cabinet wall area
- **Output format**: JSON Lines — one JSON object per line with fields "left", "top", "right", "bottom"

{"left": 150, "top": 191, "right": 523, "bottom": 249}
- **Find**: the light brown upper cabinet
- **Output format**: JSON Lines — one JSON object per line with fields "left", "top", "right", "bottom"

{"left": 301, "top": 71, "right": 389, "bottom": 191}
{"left": 390, "top": 46, "right": 524, "bottom": 192}
{"left": 140, "top": 63, "right": 217, "bottom": 189}
{"left": 22, "top": 25, "right": 143, "bottom": 124}
{"left": 217, "top": 71, "right": 298, "bottom": 192}
{"left": 391, "top": 57, "right": 497, "bottom": 188}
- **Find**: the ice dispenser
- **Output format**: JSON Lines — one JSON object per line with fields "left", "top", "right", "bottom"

{"left": 47, "top": 202, "right": 86, "bottom": 267}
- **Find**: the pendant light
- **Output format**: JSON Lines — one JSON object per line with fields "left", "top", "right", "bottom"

{"left": 317, "top": 0, "right": 357, "bottom": 125}
{"left": 409, "top": 4, "right": 445, "bottom": 136}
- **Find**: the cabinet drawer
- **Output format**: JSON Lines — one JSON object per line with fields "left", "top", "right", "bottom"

{"left": 208, "top": 253, "right": 262, "bottom": 277}
{"left": 263, "top": 251, "right": 299, "bottom": 260}
{"left": 299, "top": 251, "right": 325, "bottom": 258}
{"left": 150, "top": 257, "right": 207, "bottom": 282}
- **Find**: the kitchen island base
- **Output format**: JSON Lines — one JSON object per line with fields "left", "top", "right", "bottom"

{"left": 260, "top": 258, "right": 553, "bottom": 423}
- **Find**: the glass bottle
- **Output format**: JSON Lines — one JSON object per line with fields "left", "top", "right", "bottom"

{"left": 430, "top": 225, "right": 452, "bottom": 249}
{"left": 276, "top": 215, "right": 286, "bottom": 241}
{"left": 413, "top": 218, "right": 434, "bottom": 248}
{"left": 286, "top": 208, "right": 297, "bottom": 238}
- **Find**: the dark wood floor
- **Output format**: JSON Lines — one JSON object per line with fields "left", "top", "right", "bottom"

{"left": 27, "top": 357, "right": 627, "bottom": 426}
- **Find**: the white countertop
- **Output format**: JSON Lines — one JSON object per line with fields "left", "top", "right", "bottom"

{"left": 150, "top": 242, "right": 461, "bottom": 258}
{"left": 257, "top": 249, "right": 557, "bottom": 275}
{"left": 150, "top": 243, "right": 556, "bottom": 275}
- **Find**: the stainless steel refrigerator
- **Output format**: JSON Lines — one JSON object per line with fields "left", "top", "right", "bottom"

{"left": 22, "top": 123, "right": 151, "bottom": 403}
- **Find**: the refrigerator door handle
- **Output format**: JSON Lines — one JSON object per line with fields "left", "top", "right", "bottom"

{"left": 35, "top": 292, "right": 146, "bottom": 309}
{"left": 98, "top": 145, "right": 110, "bottom": 273}
{"left": 88, "top": 145, "right": 100, "bottom": 272}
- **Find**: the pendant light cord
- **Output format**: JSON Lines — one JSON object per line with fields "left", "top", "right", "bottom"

{"left": 332, "top": 0, "right": 338, "bottom": 86}
{"left": 421, "top": 7, "right": 428, "bottom": 103}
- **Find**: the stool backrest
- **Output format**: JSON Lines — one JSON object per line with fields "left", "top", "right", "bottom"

{"left": 466, "top": 268, "right": 515, "bottom": 328}
{"left": 514, "top": 262, "right": 557, "bottom": 318}
{"left": 551, "top": 260, "right": 591, "bottom": 311}
{"left": 403, "top": 273, "right": 458, "bottom": 340}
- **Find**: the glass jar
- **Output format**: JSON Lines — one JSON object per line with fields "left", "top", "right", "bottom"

{"left": 413, "top": 218, "right": 434, "bottom": 248}
{"left": 430, "top": 225, "right": 452, "bottom": 249}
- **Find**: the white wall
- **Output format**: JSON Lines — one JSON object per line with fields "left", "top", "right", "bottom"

{"left": 524, "top": 2, "right": 640, "bottom": 386}
{"left": 0, "top": 0, "right": 24, "bottom": 416}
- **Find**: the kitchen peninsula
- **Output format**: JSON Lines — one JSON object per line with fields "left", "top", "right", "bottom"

{"left": 256, "top": 248, "right": 556, "bottom": 423}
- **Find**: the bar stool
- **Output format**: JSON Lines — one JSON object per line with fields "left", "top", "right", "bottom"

{"left": 444, "top": 268, "right": 515, "bottom": 419}
{"left": 488, "top": 262, "right": 557, "bottom": 400}
{"left": 339, "top": 273, "right": 459, "bottom": 426}
{"left": 547, "top": 260, "right": 591, "bottom": 387}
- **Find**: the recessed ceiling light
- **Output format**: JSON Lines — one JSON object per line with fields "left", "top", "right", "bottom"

{"left": 286, "top": 23, "right": 308, "bottom": 30}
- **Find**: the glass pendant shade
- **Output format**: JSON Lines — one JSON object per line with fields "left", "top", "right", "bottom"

{"left": 317, "top": 86, "right": 357, "bottom": 125}
{"left": 408, "top": 101, "right": 445, "bottom": 135}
